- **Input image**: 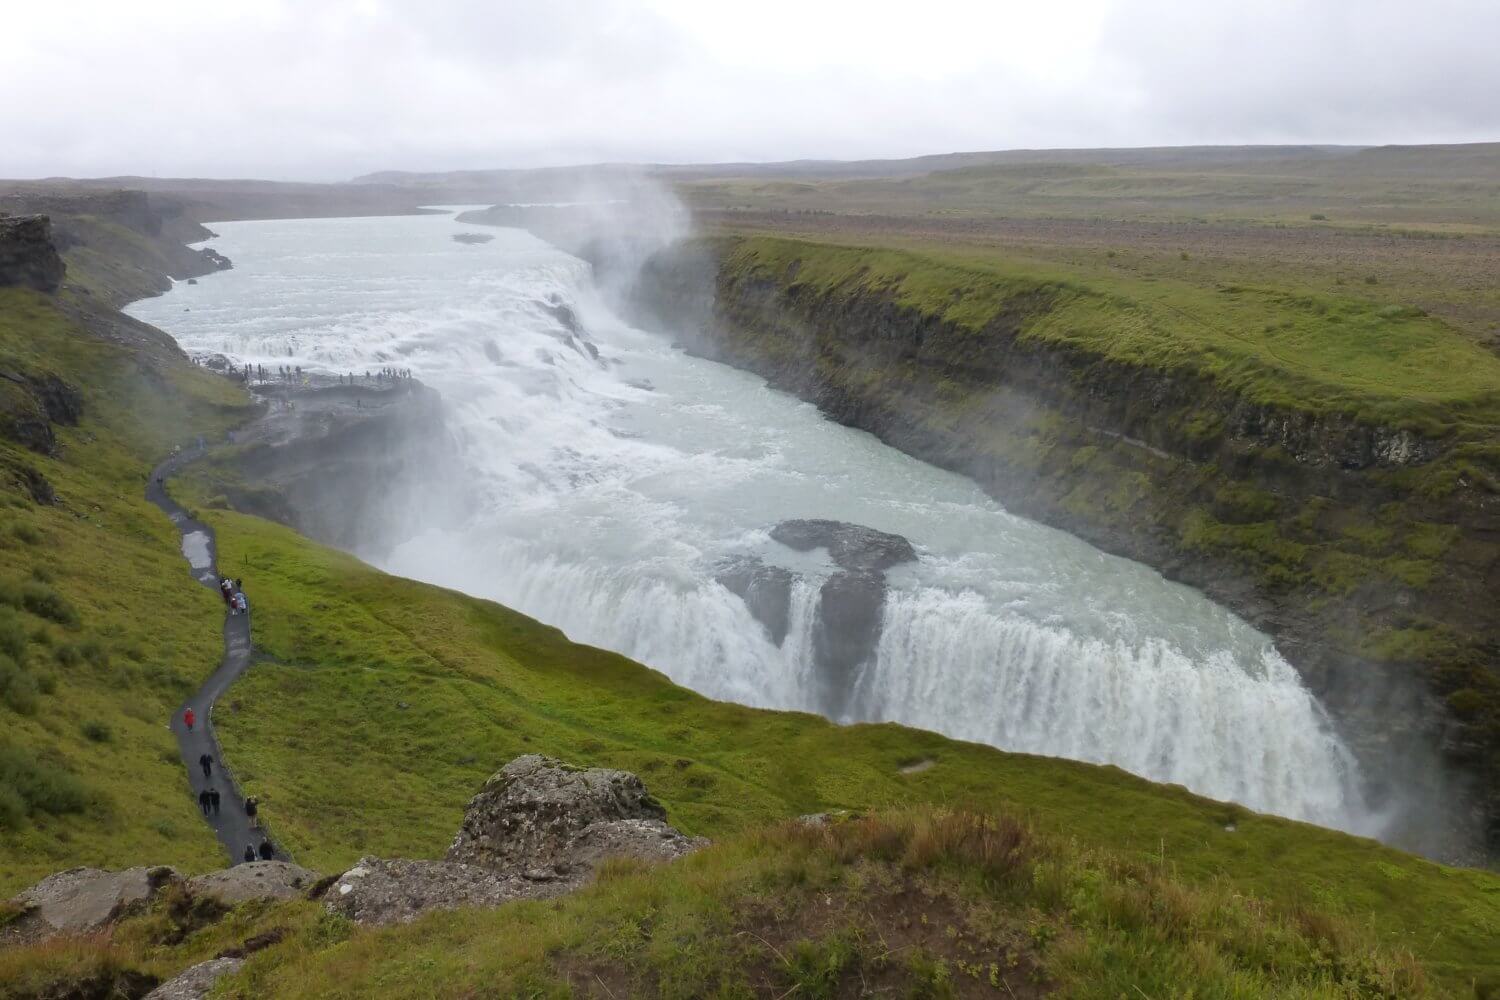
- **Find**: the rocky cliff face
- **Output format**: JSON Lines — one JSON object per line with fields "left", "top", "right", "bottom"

{"left": 0, "top": 189, "right": 232, "bottom": 306}
{"left": 0, "top": 215, "right": 65, "bottom": 292}
{"left": 211, "top": 380, "right": 467, "bottom": 556}
{"left": 622, "top": 237, "right": 1500, "bottom": 862}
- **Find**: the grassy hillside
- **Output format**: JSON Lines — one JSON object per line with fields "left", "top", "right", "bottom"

{"left": 0, "top": 286, "right": 254, "bottom": 887}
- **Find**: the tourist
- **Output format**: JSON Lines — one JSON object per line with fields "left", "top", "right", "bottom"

{"left": 198, "top": 789, "right": 211, "bottom": 815}
{"left": 184, "top": 707, "right": 196, "bottom": 731}
{"left": 243, "top": 845, "right": 255, "bottom": 864}
{"left": 209, "top": 788, "right": 221, "bottom": 815}
{"left": 199, "top": 752, "right": 213, "bottom": 778}
{"left": 245, "top": 796, "right": 259, "bottom": 828}
{"left": 258, "top": 839, "right": 275, "bottom": 860}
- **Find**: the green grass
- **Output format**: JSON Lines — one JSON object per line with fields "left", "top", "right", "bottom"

{"left": 0, "top": 809, "right": 1477, "bottom": 998}
{"left": 0, "top": 286, "right": 255, "bottom": 888}
{"left": 721, "top": 236, "right": 1500, "bottom": 435}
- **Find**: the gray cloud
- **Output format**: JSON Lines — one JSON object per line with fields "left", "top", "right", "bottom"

{"left": 3, "top": 0, "right": 1496, "bottom": 180}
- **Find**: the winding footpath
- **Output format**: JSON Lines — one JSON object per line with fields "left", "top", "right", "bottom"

{"left": 147, "top": 447, "right": 283, "bottom": 865}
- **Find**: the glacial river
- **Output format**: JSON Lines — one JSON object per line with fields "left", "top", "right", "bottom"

{"left": 130, "top": 209, "right": 1380, "bottom": 836}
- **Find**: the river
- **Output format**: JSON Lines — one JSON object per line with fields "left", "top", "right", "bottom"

{"left": 129, "top": 209, "right": 1380, "bottom": 836}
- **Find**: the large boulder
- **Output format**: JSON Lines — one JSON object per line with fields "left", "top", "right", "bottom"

{"left": 446, "top": 755, "right": 703, "bottom": 878}
{"left": 3, "top": 866, "right": 181, "bottom": 943}
{"left": 144, "top": 958, "right": 243, "bottom": 1000}
{"left": 186, "top": 861, "right": 322, "bottom": 905}
{"left": 327, "top": 756, "right": 705, "bottom": 925}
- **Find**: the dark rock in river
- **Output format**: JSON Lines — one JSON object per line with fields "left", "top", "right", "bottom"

{"left": 720, "top": 520, "right": 918, "bottom": 718}
{"left": 772, "top": 521, "right": 917, "bottom": 717}
{"left": 771, "top": 519, "right": 917, "bottom": 572}
{"left": 716, "top": 558, "right": 795, "bottom": 646}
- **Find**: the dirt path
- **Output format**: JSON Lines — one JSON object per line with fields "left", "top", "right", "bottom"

{"left": 147, "top": 447, "right": 283, "bottom": 865}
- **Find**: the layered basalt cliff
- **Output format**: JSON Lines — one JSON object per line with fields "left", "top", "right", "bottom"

{"left": 0, "top": 189, "right": 231, "bottom": 306}
{"left": 618, "top": 236, "right": 1500, "bottom": 860}
{"left": 0, "top": 215, "right": 66, "bottom": 292}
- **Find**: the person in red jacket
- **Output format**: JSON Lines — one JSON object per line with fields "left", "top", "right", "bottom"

{"left": 184, "top": 707, "right": 196, "bottom": 731}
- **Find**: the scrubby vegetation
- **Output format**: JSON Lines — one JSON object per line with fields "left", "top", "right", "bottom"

{"left": 3, "top": 807, "right": 1489, "bottom": 998}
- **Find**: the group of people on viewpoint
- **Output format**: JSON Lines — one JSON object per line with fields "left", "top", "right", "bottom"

{"left": 180, "top": 575, "right": 273, "bottom": 863}
{"left": 339, "top": 367, "right": 413, "bottom": 385}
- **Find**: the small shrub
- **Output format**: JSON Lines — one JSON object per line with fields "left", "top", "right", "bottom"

{"left": 11, "top": 523, "right": 41, "bottom": 545}
{"left": 34, "top": 671, "right": 56, "bottom": 695}
{"left": 83, "top": 639, "right": 109, "bottom": 666}
{"left": 80, "top": 721, "right": 112, "bottom": 743}
{"left": 21, "top": 582, "right": 77, "bottom": 627}
{"left": 1310, "top": 213, "right": 1328, "bottom": 221}
{"left": 0, "top": 656, "right": 40, "bottom": 715}
{"left": 29, "top": 566, "right": 52, "bottom": 584}
{"left": 0, "top": 608, "right": 26, "bottom": 660}
{"left": 1364, "top": 275, "right": 1380, "bottom": 285}
{"left": 0, "top": 743, "right": 89, "bottom": 820}
{"left": 54, "top": 643, "right": 81, "bottom": 668}
{"left": 1180, "top": 251, "right": 1190, "bottom": 260}
{"left": 0, "top": 785, "right": 25, "bottom": 830}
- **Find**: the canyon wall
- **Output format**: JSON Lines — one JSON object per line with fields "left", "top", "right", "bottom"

{"left": 620, "top": 236, "right": 1500, "bottom": 860}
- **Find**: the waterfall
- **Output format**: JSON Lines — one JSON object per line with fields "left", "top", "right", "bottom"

{"left": 128, "top": 209, "right": 1384, "bottom": 840}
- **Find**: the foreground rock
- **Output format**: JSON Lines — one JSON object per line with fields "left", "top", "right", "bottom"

{"left": 186, "top": 860, "right": 322, "bottom": 905}
{"left": 329, "top": 755, "right": 706, "bottom": 925}
{"left": 3, "top": 865, "right": 180, "bottom": 943}
{"left": 144, "top": 958, "right": 243, "bottom": 1000}
{"left": 447, "top": 754, "right": 702, "bottom": 875}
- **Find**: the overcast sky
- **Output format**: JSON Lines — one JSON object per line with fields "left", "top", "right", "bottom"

{"left": 5, "top": 0, "right": 1497, "bottom": 181}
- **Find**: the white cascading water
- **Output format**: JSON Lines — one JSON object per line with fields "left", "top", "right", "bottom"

{"left": 129, "top": 209, "right": 1379, "bottom": 837}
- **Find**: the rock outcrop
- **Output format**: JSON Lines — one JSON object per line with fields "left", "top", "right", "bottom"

{"left": 0, "top": 215, "right": 65, "bottom": 292}
{"left": 144, "top": 958, "right": 243, "bottom": 1000}
{"left": 448, "top": 755, "right": 704, "bottom": 877}
{"left": 186, "top": 860, "right": 322, "bottom": 905}
{"left": 328, "top": 755, "right": 705, "bottom": 925}
{"left": 0, "top": 369, "right": 83, "bottom": 456}
{"left": 323, "top": 857, "right": 545, "bottom": 925}
{"left": 2, "top": 865, "right": 180, "bottom": 943}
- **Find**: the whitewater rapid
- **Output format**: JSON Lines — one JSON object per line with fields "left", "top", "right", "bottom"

{"left": 129, "top": 210, "right": 1377, "bottom": 836}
